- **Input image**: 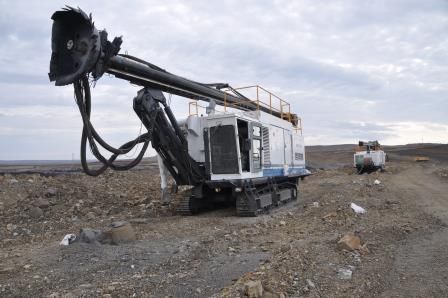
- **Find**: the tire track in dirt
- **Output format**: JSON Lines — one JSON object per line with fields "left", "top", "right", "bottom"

{"left": 381, "top": 164, "right": 448, "bottom": 297}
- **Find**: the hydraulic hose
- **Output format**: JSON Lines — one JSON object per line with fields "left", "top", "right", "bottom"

{"left": 74, "top": 75, "right": 151, "bottom": 176}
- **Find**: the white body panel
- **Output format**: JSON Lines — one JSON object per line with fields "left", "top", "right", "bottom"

{"left": 183, "top": 116, "right": 207, "bottom": 162}
{"left": 268, "top": 125, "right": 285, "bottom": 166}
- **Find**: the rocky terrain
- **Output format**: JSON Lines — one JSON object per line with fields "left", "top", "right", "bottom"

{"left": 0, "top": 144, "right": 447, "bottom": 297}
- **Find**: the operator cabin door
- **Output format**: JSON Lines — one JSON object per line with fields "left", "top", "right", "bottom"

{"left": 284, "top": 130, "right": 292, "bottom": 166}
{"left": 250, "top": 123, "right": 262, "bottom": 173}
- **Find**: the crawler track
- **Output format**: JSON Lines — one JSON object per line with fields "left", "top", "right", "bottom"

{"left": 176, "top": 196, "right": 200, "bottom": 215}
{"left": 236, "top": 182, "right": 298, "bottom": 217}
{"left": 177, "top": 179, "right": 299, "bottom": 216}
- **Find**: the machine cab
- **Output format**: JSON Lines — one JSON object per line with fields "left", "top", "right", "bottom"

{"left": 205, "top": 114, "right": 263, "bottom": 181}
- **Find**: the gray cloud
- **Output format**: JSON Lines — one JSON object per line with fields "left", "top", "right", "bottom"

{"left": 0, "top": 0, "right": 447, "bottom": 159}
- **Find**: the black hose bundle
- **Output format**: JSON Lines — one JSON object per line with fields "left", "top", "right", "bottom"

{"left": 73, "top": 75, "right": 151, "bottom": 176}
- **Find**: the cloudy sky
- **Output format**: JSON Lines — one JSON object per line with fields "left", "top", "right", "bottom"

{"left": 0, "top": 0, "right": 447, "bottom": 160}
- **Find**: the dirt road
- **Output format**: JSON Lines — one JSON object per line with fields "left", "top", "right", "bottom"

{"left": 381, "top": 164, "right": 448, "bottom": 297}
{"left": 0, "top": 156, "right": 447, "bottom": 297}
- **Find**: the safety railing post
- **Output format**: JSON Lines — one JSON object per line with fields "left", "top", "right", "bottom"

{"left": 256, "top": 86, "right": 259, "bottom": 111}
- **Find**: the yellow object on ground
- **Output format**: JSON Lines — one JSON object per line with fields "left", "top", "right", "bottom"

{"left": 414, "top": 156, "right": 430, "bottom": 162}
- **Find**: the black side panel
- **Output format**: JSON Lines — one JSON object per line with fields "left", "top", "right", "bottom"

{"left": 210, "top": 125, "right": 239, "bottom": 174}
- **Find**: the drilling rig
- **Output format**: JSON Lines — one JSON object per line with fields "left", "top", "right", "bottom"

{"left": 354, "top": 141, "right": 386, "bottom": 174}
{"left": 48, "top": 7, "right": 310, "bottom": 216}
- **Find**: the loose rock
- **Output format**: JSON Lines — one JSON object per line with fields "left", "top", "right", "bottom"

{"left": 337, "top": 268, "right": 353, "bottom": 280}
{"left": 86, "top": 212, "right": 96, "bottom": 221}
{"left": 34, "top": 197, "right": 50, "bottom": 209}
{"left": 338, "top": 233, "right": 362, "bottom": 251}
{"left": 29, "top": 206, "right": 44, "bottom": 218}
{"left": 108, "top": 221, "right": 136, "bottom": 244}
{"left": 306, "top": 279, "right": 316, "bottom": 288}
{"left": 79, "top": 229, "right": 105, "bottom": 244}
{"left": 6, "top": 223, "right": 16, "bottom": 232}
{"left": 322, "top": 212, "right": 337, "bottom": 220}
{"left": 45, "top": 187, "right": 58, "bottom": 197}
{"left": 244, "top": 280, "right": 263, "bottom": 298}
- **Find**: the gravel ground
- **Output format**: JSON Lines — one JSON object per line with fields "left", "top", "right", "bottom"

{"left": 1, "top": 150, "right": 448, "bottom": 297}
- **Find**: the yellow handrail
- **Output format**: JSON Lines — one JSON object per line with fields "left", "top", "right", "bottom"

{"left": 188, "top": 85, "right": 303, "bottom": 135}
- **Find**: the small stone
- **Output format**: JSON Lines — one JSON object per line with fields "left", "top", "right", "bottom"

{"left": 86, "top": 212, "right": 96, "bottom": 221}
{"left": 29, "top": 207, "right": 43, "bottom": 218}
{"left": 279, "top": 220, "right": 286, "bottom": 226}
{"left": 360, "top": 243, "right": 370, "bottom": 254}
{"left": 337, "top": 268, "right": 352, "bottom": 280}
{"left": 228, "top": 246, "right": 236, "bottom": 252}
{"left": 338, "top": 233, "right": 362, "bottom": 251}
{"left": 23, "top": 264, "right": 31, "bottom": 270}
{"left": 27, "top": 179, "right": 34, "bottom": 183}
{"left": 6, "top": 223, "right": 16, "bottom": 232}
{"left": 9, "top": 178, "right": 18, "bottom": 184}
{"left": 195, "top": 288, "right": 202, "bottom": 294}
{"left": 322, "top": 212, "right": 337, "bottom": 220}
{"left": 244, "top": 280, "right": 263, "bottom": 298}
{"left": 45, "top": 187, "right": 57, "bottom": 197}
{"left": 280, "top": 244, "right": 290, "bottom": 253}
{"left": 79, "top": 283, "right": 93, "bottom": 288}
{"left": 129, "top": 218, "right": 149, "bottom": 224}
{"left": 306, "top": 279, "right": 316, "bottom": 288}
{"left": 312, "top": 202, "right": 319, "bottom": 208}
{"left": 34, "top": 197, "right": 50, "bottom": 209}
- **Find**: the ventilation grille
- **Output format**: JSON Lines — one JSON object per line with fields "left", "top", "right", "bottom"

{"left": 295, "top": 152, "right": 304, "bottom": 161}
{"left": 210, "top": 125, "right": 239, "bottom": 174}
{"left": 262, "top": 127, "right": 270, "bottom": 166}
